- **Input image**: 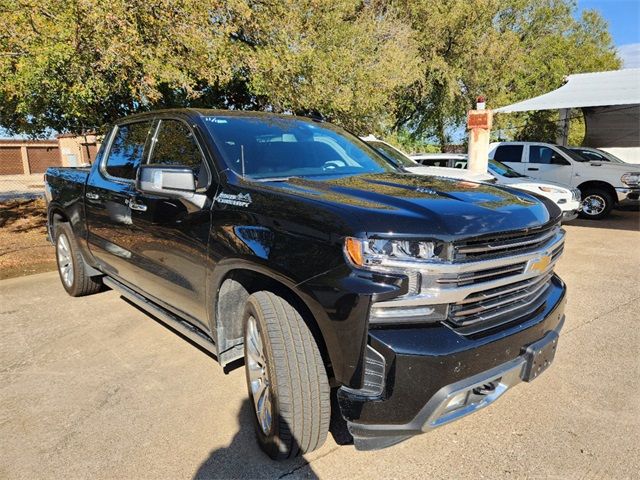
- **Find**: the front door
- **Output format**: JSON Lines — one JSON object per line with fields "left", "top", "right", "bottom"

{"left": 525, "top": 145, "right": 573, "bottom": 185}
{"left": 124, "top": 118, "right": 214, "bottom": 327}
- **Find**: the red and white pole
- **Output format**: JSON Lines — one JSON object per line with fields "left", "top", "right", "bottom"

{"left": 467, "top": 96, "right": 493, "bottom": 174}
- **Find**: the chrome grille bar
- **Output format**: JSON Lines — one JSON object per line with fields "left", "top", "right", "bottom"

{"left": 455, "top": 224, "right": 560, "bottom": 259}
{"left": 437, "top": 263, "right": 526, "bottom": 286}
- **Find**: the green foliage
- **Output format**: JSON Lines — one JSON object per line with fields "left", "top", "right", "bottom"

{"left": 393, "top": 0, "right": 620, "bottom": 147}
{"left": 0, "top": 0, "right": 621, "bottom": 141}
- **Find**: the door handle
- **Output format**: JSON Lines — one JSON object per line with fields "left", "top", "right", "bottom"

{"left": 85, "top": 192, "right": 100, "bottom": 200}
{"left": 527, "top": 167, "right": 539, "bottom": 171}
{"left": 126, "top": 199, "right": 148, "bottom": 212}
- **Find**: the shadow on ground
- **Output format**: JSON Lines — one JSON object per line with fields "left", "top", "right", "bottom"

{"left": 193, "top": 400, "right": 320, "bottom": 480}
{"left": 564, "top": 207, "right": 639, "bottom": 232}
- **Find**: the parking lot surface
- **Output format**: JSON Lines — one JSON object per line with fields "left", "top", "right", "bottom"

{"left": 1, "top": 210, "right": 638, "bottom": 479}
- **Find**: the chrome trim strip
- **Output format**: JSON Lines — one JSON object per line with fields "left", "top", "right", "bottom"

{"left": 437, "top": 263, "right": 525, "bottom": 284}
{"left": 457, "top": 271, "right": 552, "bottom": 305}
{"left": 451, "top": 283, "right": 551, "bottom": 327}
{"left": 375, "top": 251, "right": 562, "bottom": 307}
{"left": 452, "top": 277, "right": 551, "bottom": 316}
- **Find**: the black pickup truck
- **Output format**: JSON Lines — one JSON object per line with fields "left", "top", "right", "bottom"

{"left": 45, "top": 109, "right": 566, "bottom": 459}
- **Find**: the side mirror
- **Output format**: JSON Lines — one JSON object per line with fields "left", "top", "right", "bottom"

{"left": 550, "top": 154, "right": 568, "bottom": 166}
{"left": 136, "top": 165, "right": 196, "bottom": 197}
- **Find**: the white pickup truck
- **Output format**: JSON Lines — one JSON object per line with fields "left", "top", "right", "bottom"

{"left": 489, "top": 142, "right": 640, "bottom": 219}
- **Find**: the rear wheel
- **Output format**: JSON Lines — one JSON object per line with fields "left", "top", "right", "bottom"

{"left": 55, "top": 223, "right": 103, "bottom": 297}
{"left": 579, "top": 187, "right": 614, "bottom": 220}
{"left": 243, "top": 291, "right": 330, "bottom": 460}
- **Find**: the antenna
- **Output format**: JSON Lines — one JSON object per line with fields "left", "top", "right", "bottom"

{"left": 241, "top": 144, "right": 245, "bottom": 179}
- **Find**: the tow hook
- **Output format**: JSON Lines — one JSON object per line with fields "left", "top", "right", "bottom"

{"left": 473, "top": 381, "right": 498, "bottom": 395}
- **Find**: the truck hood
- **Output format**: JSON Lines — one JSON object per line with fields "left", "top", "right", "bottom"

{"left": 405, "top": 165, "right": 495, "bottom": 183}
{"left": 499, "top": 176, "right": 572, "bottom": 192}
{"left": 584, "top": 161, "right": 640, "bottom": 172}
{"left": 252, "top": 172, "right": 558, "bottom": 240}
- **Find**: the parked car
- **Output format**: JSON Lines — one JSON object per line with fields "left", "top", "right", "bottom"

{"left": 569, "top": 146, "right": 626, "bottom": 163}
{"left": 361, "top": 137, "right": 494, "bottom": 183}
{"left": 410, "top": 152, "right": 468, "bottom": 168}
{"left": 45, "top": 110, "right": 567, "bottom": 459}
{"left": 374, "top": 143, "right": 581, "bottom": 222}
{"left": 489, "top": 141, "right": 640, "bottom": 219}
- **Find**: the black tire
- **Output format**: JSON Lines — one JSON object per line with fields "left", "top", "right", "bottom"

{"left": 579, "top": 187, "right": 614, "bottom": 220}
{"left": 243, "top": 291, "right": 330, "bottom": 460}
{"left": 55, "top": 223, "right": 103, "bottom": 297}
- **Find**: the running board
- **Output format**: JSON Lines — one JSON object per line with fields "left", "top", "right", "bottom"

{"left": 103, "top": 276, "right": 218, "bottom": 358}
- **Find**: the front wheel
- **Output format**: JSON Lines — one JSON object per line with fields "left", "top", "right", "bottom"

{"left": 243, "top": 291, "right": 330, "bottom": 460}
{"left": 579, "top": 188, "right": 614, "bottom": 220}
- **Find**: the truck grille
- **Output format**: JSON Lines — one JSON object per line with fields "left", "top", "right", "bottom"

{"left": 454, "top": 224, "right": 560, "bottom": 260}
{"left": 448, "top": 272, "right": 554, "bottom": 336}
{"left": 437, "top": 262, "right": 527, "bottom": 287}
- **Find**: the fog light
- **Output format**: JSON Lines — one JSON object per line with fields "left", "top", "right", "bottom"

{"left": 445, "top": 391, "right": 468, "bottom": 412}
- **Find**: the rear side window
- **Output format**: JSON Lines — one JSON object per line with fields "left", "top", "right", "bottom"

{"left": 493, "top": 145, "right": 523, "bottom": 163}
{"left": 148, "top": 119, "right": 209, "bottom": 187}
{"left": 105, "top": 121, "right": 152, "bottom": 180}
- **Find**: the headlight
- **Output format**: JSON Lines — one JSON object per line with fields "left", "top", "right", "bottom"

{"left": 345, "top": 237, "right": 451, "bottom": 325}
{"left": 572, "top": 188, "right": 581, "bottom": 201}
{"left": 621, "top": 172, "right": 640, "bottom": 187}
{"left": 538, "top": 186, "right": 565, "bottom": 194}
{"left": 345, "top": 237, "right": 448, "bottom": 269}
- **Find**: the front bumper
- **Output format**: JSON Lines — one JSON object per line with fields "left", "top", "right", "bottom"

{"left": 561, "top": 210, "right": 579, "bottom": 222}
{"left": 338, "top": 275, "right": 566, "bottom": 450}
{"left": 616, "top": 187, "right": 640, "bottom": 205}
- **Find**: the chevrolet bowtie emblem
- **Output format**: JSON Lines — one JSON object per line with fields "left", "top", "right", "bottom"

{"left": 530, "top": 255, "right": 551, "bottom": 273}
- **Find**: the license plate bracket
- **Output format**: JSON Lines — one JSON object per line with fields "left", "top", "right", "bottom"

{"left": 521, "top": 331, "right": 559, "bottom": 382}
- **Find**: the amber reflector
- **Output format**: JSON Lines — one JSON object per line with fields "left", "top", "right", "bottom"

{"left": 345, "top": 237, "right": 364, "bottom": 266}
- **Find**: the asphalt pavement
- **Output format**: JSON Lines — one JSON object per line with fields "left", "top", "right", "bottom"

{"left": 1, "top": 209, "right": 638, "bottom": 479}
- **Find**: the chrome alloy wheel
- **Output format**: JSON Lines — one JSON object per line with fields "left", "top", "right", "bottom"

{"left": 582, "top": 194, "right": 606, "bottom": 216}
{"left": 246, "top": 315, "right": 273, "bottom": 434}
{"left": 57, "top": 234, "right": 74, "bottom": 287}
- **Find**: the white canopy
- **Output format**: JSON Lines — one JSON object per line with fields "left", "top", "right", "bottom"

{"left": 495, "top": 69, "right": 640, "bottom": 113}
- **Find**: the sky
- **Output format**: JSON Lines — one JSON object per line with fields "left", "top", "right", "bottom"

{"left": 578, "top": 0, "right": 640, "bottom": 68}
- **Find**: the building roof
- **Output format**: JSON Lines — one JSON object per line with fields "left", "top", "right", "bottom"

{"left": 495, "top": 69, "right": 640, "bottom": 113}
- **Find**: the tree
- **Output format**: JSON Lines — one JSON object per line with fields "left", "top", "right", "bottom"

{"left": 392, "top": 0, "right": 620, "bottom": 148}
{"left": 0, "top": 0, "right": 420, "bottom": 136}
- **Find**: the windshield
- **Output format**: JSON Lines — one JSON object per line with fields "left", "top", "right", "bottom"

{"left": 202, "top": 115, "right": 396, "bottom": 180}
{"left": 557, "top": 145, "right": 589, "bottom": 162}
{"left": 367, "top": 141, "right": 416, "bottom": 168}
{"left": 572, "top": 148, "right": 625, "bottom": 163}
{"left": 488, "top": 160, "right": 525, "bottom": 178}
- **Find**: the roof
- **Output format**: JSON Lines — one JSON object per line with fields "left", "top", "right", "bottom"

{"left": 495, "top": 69, "right": 640, "bottom": 113}
{"left": 410, "top": 153, "right": 467, "bottom": 159}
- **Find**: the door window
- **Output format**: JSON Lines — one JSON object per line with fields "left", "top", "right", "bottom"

{"left": 104, "top": 121, "right": 153, "bottom": 180}
{"left": 493, "top": 145, "right": 523, "bottom": 163}
{"left": 529, "top": 146, "right": 568, "bottom": 165}
{"left": 149, "top": 119, "right": 210, "bottom": 188}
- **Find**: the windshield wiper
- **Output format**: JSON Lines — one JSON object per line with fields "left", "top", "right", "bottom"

{"left": 253, "top": 176, "right": 296, "bottom": 182}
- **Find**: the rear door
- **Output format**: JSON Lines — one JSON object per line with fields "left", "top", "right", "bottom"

{"left": 124, "top": 117, "right": 214, "bottom": 326}
{"left": 491, "top": 144, "right": 526, "bottom": 174}
{"left": 85, "top": 119, "right": 154, "bottom": 281}
{"left": 524, "top": 145, "right": 573, "bottom": 185}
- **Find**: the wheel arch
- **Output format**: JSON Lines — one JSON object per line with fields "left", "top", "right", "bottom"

{"left": 212, "top": 265, "right": 332, "bottom": 379}
{"left": 47, "top": 203, "right": 70, "bottom": 240}
{"left": 576, "top": 180, "right": 617, "bottom": 204}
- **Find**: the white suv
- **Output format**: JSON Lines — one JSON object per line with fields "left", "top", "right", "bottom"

{"left": 489, "top": 142, "right": 640, "bottom": 219}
